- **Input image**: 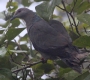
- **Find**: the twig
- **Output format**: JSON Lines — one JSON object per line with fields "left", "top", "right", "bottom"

{"left": 22, "top": 69, "right": 26, "bottom": 80}
{"left": 14, "top": 39, "right": 28, "bottom": 59}
{"left": 83, "top": 27, "right": 87, "bottom": 34}
{"left": 56, "top": 5, "right": 65, "bottom": 11}
{"left": 61, "top": 0, "right": 81, "bottom": 36}
{"left": 14, "top": 39, "right": 22, "bottom": 50}
{"left": 57, "top": 3, "right": 73, "bottom": 30}
{"left": 69, "top": 13, "right": 81, "bottom": 36}
{"left": 85, "top": 9, "right": 90, "bottom": 13}
{"left": 29, "top": 69, "right": 34, "bottom": 80}
{"left": 70, "top": 0, "right": 77, "bottom": 13}
{"left": 12, "top": 60, "right": 42, "bottom": 73}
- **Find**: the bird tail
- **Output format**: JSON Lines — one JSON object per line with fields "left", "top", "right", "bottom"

{"left": 58, "top": 46, "right": 88, "bottom": 73}
{"left": 61, "top": 58, "right": 82, "bottom": 73}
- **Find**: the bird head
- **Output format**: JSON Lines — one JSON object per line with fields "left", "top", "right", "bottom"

{"left": 10, "top": 8, "right": 32, "bottom": 20}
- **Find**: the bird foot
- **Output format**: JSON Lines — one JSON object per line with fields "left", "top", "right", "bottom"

{"left": 41, "top": 58, "right": 47, "bottom": 63}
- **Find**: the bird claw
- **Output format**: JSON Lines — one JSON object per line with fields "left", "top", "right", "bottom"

{"left": 41, "top": 58, "right": 47, "bottom": 63}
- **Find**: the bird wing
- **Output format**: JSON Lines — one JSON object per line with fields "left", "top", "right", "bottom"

{"left": 28, "top": 20, "right": 70, "bottom": 52}
{"left": 49, "top": 20, "right": 72, "bottom": 43}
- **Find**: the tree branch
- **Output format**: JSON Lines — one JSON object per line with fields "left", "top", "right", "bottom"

{"left": 12, "top": 60, "right": 42, "bottom": 73}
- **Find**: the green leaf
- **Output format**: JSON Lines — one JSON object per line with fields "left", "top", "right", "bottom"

{"left": 19, "top": 34, "right": 28, "bottom": 41}
{"left": 0, "top": 11, "right": 5, "bottom": 19}
{"left": 20, "top": 44, "right": 29, "bottom": 50}
{"left": 0, "top": 47, "right": 7, "bottom": 57}
{"left": 0, "top": 30, "right": 4, "bottom": 34}
{"left": 74, "top": 71, "right": 89, "bottom": 80}
{"left": 64, "top": 70, "right": 80, "bottom": 80}
{"left": 11, "top": 18, "right": 20, "bottom": 27}
{"left": 73, "top": 35, "right": 90, "bottom": 47}
{"left": 34, "top": 69, "right": 44, "bottom": 78}
{"left": 45, "top": 78, "right": 61, "bottom": 80}
{"left": 34, "top": 0, "right": 50, "bottom": 2}
{"left": 39, "top": 63, "right": 54, "bottom": 73}
{"left": 66, "top": 0, "right": 82, "bottom": 12}
{"left": 56, "top": 60, "right": 68, "bottom": 68}
{"left": 58, "top": 68, "right": 72, "bottom": 77}
{"left": 12, "top": 53, "right": 25, "bottom": 64}
{"left": 0, "top": 68, "right": 13, "bottom": 80}
{"left": 32, "top": 63, "right": 54, "bottom": 73}
{"left": 0, "top": 28, "right": 24, "bottom": 44}
{"left": 0, "top": 21, "right": 10, "bottom": 28}
{"left": 66, "top": 0, "right": 90, "bottom": 14}
{"left": 7, "top": 41, "right": 16, "bottom": 50}
{"left": 35, "top": 0, "right": 61, "bottom": 21}
{"left": 69, "top": 30, "right": 79, "bottom": 41}
{"left": 6, "top": 28, "right": 25, "bottom": 41}
{"left": 0, "top": 32, "right": 6, "bottom": 45}
{"left": 0, "top": 56, "right": 11, "bottom": 69}
{"left": 22, "top": 0, "right": 32, "bottom": 6}
{"left": 76, "top": 1, "right": 90, "bottom": 14}
{"left": 77, "top": 13, "right": 90, "bottom": 26}
{"left": 10, "top": 50, "right": 27, "bottom": 53}
{"left": 84, "top": 74, "right": 90, "bottom": 80}
{"left": 6, "top": 2, "right": 18, "bottom": 12}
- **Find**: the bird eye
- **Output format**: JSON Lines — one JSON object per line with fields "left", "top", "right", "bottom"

{"left": 18, "top": 10, "right": 22, "bottom": 13}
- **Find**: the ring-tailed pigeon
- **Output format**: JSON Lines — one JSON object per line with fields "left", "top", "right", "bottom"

{"left": 10, "top": 8, "right": 87, "bottom": 73}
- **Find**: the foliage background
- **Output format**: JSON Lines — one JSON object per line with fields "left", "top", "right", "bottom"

{"left": 0, "top": 0, "right": 90, "bottom": 80}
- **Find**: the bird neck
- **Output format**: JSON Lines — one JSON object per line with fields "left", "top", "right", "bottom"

{"left": 23, "top": 12, "right": 35, "bottom": 26}
{"left": 23, "top": 13, "right": 41, "bottom": 30}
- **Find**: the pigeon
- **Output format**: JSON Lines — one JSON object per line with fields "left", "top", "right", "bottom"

{"left": 10, "top": 8, "right": 87, "bottom": 73}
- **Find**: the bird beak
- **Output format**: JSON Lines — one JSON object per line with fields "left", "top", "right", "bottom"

{"left": 10, "top": 15, "right": 17, "bottom": 21}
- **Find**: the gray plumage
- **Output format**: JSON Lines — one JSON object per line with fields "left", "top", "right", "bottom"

{"left": 10, "top": 8, "right": 88, "bottom": 73}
